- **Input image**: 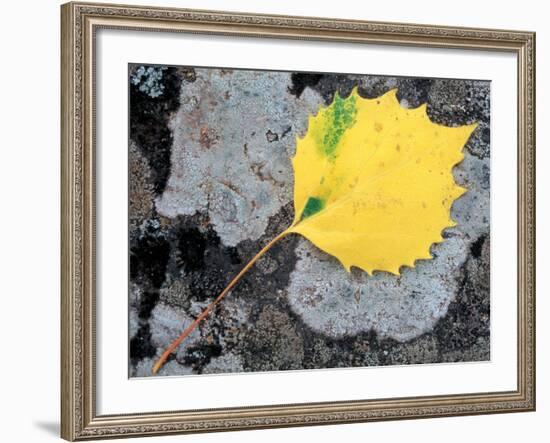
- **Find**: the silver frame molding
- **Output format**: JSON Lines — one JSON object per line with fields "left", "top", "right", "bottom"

{"left": 61, "top": 2, "right": 536, "bottom": 440}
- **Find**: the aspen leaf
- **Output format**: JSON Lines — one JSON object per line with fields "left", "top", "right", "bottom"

{"left": 286, "top": 88, "right": 477, "bottom": 275}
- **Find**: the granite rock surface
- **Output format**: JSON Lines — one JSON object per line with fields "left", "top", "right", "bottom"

{"left": 129, "top": 65, "right": 490, "bottom": 376}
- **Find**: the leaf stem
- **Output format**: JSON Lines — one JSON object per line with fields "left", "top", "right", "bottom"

{"left": 151, "top": 229, "right": 290, "bottom": 375}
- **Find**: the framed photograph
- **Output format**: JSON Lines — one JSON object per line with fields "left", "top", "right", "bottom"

{"left": 61, "top": 1, "right": 536, "bottom": 440}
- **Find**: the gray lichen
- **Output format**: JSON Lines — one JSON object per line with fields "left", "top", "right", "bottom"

{"left": 130, "top": 66, "right": 167, "bottom": 98}
{"left": 287, "top": 234, "right": 469, "bottom": 341}
{"left": 155, "top": 69, "right": 324, "bottom": 246}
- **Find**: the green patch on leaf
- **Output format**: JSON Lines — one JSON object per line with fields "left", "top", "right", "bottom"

{"left": 302, "top": 196, "right": 325, "bottom": 219}
{"left": 317, "top": 93, "right": 357, "bottom": 160}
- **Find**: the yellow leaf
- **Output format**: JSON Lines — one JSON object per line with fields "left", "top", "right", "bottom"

{"left": 285, "top": 88, "right": 477, "bottom": 275}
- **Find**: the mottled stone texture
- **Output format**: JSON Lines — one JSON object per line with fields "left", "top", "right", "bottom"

{"left": 129, "top": 64, "right": 490, "bottom": 377}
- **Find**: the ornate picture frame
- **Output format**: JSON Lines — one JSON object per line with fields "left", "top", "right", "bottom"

{"left": 61, "top": 1, "right": 535, "bottom": 440}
